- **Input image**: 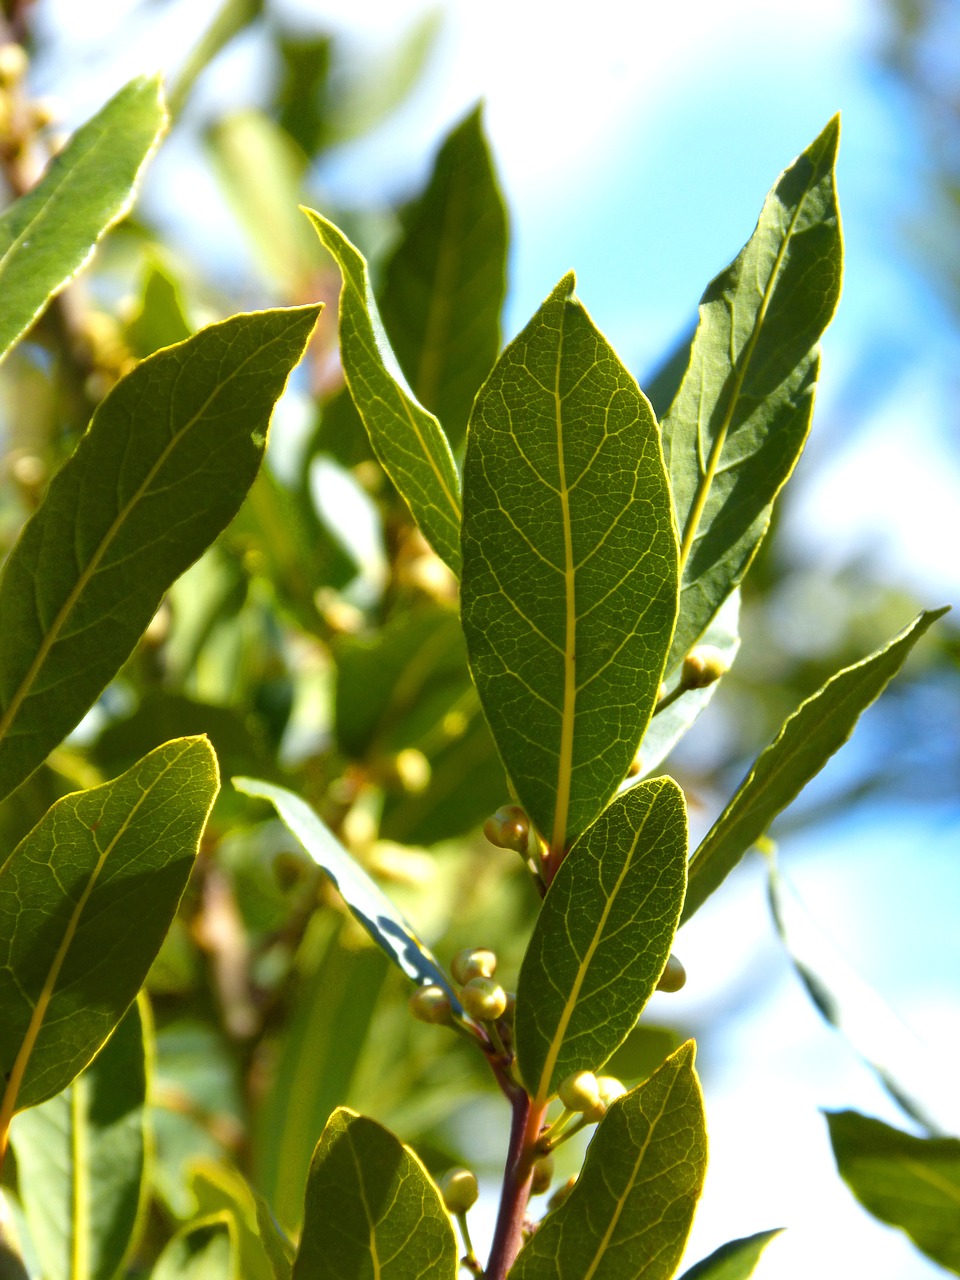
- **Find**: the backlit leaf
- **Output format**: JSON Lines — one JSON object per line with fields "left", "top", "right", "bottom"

{"left": 293, "top": 1107, "right": 458, "bottom": 1280}
{"left": 152, "top": 1214, "right": 237, "bottom": 1280}
{"left": 662, "top": 118, "right": 842, "bottom": 670}
{"left": 678, "top": 1230, "right": 783, "bottom": 1280}
{"left": 461, "top": 273, "right": 677, "bottom": 856}
{"left": 515, "top": 778, "right": 687, "bottom": 1103}
{"left": 190, "top": 1159, "right": 293, "bottom": 1280}
{"left": 0, "top": 75, "right": 166, "bottom": 362}
{"left": 509, "top": 1042, "right": 706, "bottom": 1279}
{"left": 0, "top": 304, "right": 320, "bottom": 806}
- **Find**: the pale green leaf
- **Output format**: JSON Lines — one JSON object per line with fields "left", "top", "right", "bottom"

{"left": 0, "top": 737, "right": 218, "bottom": 1122}
{"left": 190, "top": 1159, "right": 293, "bottom": 1280}
{"left": 515, "top": 778, "right": 687, "bottom": 1103}
{"left": 303, "top": 208, "right": 463, "bottom": 573}
{"left": 232, "top": 777, "right": 461, "bottom": 1012}
{"left": 10, "top": 999, "right": 149, "bottom": 1280}
{"left": 168, "top": 0, "right": 263, "bottom": 119}
{"left": 678, "top": 1230, "right": 783, "bottom": 1280}
{"left": 152, "top": 1214, "right": 237, "bottom": 1280}
{"left": 0, "top": 304, "right": 320, "bottom": 807}
{"left": 0, "top": 76, "right": 167, "bottom": 362}
{"left": 379, "top": 103, "right": 508, "bottom": 450}
{"left": 292, "top": 1107, "right": 458, "bottom": 1280}
{"left": 663, "top": 118, "right": 842, "bottom": 669}
{"left": 461, "top": 273, "right": 678, "bottom": 855}
{"left": 827, "top": 1110, "right": 960, "bottom": 1274}
{"left": 509, "top": 1042, "right": 706, "bottom": 1280}
{"left": 683, "top": 608, "right": 947, "bottom": 923}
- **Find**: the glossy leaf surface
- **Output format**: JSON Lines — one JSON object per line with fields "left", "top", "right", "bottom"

{"left": 303, "top": 208, "right": 462, "bottom": 573}
{"left": 678, "top": 1230, "right": 783, "bottom": 1279}
{"left": 0, "top": 305, "right": 319, "bottom": 806}
{"left": 509, "top": 1042, "right": 706, "bottom": 1279}
{"left": 232, "top": 778, "right": 460, "bottom": 1011}
{"left": 515, "top": 778, "right": 687, "bottom": 1102}
{"left": 0, "top": 76, "right": 166, "bottom": 362}
{"left": 292, "top": 1107, "right": 458, "bottom": 1280}
{"left": 461, "top": 273, "right": 677, "bottom": 854}
{"left": 379, "top": 103, "right": 508, "bottom": 449}
{"left": 0, "top": 737, "right": 218, "bottom": 1123}
{"left": 662, "top": 117, "right": 842, "bottom": 669}
{"left": 827, "top": 1110, "right": 960, "bottom": 1274}
{"left": 10, "top": 999, "right": 148, "bottom": 1280}
{"left": 683, "top": 608, "right": 947, "bottom": 923}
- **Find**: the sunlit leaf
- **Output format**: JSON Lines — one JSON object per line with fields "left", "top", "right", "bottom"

{"left": 678, "top": 1230, "right": 783, "bottom": 1280}
{"left": 190, "top": 1159, "right": 293, "bottom": 1280}
{"left": 152, "top": 1214, "right": 237, "bottom": 1280}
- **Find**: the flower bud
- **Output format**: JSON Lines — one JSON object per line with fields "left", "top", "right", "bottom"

{"left": 482, "top": 804, "right": 530, "bottom": 853}
{"left": 656, "top": 953, "right": 687, "bottom": 993}
{"left": 0, "top": 43, "right": 28, "bottom": 87}
{"left": 583, "top": 1075, "right": 627, "bottom": 1123}
{"left": 440, "top": 1168, "right": 479, "bottom": 1214}
{"left": 530, "top": 1153, "right": 554, "bottom": 1195}
{"left": 409, "top": 984, "right": 453, "bottom": 1025}
{"left": 557, "top": 1069, "right": 601, "bottom": 1113}
{"left": 681, "top": 645, "right": 728, "bottom": 689}
{"left": 548, "top": 1176, "right": 576, "bottom": 1212}
{"left": 460, "top": 976, "right": 508, "bottom": 1022}
{"left": 451, "top": 947, "right": 497, "bottom": 985}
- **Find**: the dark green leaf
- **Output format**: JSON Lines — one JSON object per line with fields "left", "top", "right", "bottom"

{"left": 190, "top": 1160, "right": 293, "bottom": 1280}
{"left": 152, "top": 1214, "right": 237, "bottom": 1280}
{"left": 683, "top": 608, "right": 948, "bottom": 923}
{"left": 662, "top": 118, "right": 842, "bottom": 669}
{"left": 0, "top": 737, "right": 218, "bottom": 1122}
{"left": 379, "top": 104, "right": 508, "bottom": 450}
{"left": 303, "top": 209, "right": 463, "bottom": 573}
{"left": 123, "top": 254, "right": 194, "bottom": 358}
{"left": 461, "top": 273, "right": 677, "bottom": 855}
{"left": 827, "top": 1110, "right": 960, "bottom": 1274}
{"left": 0, "top": 304, "right": 320, "bottom": 806}
{"left": 515, "top": 778, "right": 687, "bottom": 1103}
{"left": 232, "top": 778, "right": 461, "bottom": 1011}
{"left": 0, "top": 76, "right": 167, "bottom": 362}
{"left": 292, "top": 1107, "right": 458, "bottom": 1280}
{"left": 678, "top": 1230, "right": 783, "bottom": 1280}
{"left": 10, "top": 999, "right": 149, "bottom": 1280}
{"left": 509, "top": 1042, "right": 706, "bottom": 1279}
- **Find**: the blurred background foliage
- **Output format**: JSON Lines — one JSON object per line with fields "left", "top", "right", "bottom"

{"left": 0, "top": 0, "right": 957, "bottom": 1270}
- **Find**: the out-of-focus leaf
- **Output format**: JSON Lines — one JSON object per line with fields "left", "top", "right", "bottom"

{"left": 379, "top": 104, "right": 508, "bottom": 450}
{"left": 123, "top": 255, "right": 193, "bottom": 358}
{"left": 662, "top": 118, "right": 842, "bottom": 670}
{"left": 233, "top": 778, "right": 460, "bottom": 1010}
{"left": 151, "top": 1214, "right": 237, "bottom": 1280}
{"left": 0, "top": 76, "right": 166, "bottom": 362}
{"left": 678, "top": 1230, "right": 783, "bottom": 1280}
{"left": 461, "top": 273, "right": 677, "bottom": 856}
{"left": 167, "top": 0, "right": 263, "bottom": 119}
{"left": 769, "top": 858, "right": 957, "bottom": 1134}
{"left": 0, "top": 737, "right": 217, "bottom": 1126}
{"left": 275, "top": 31, "right": 333, "bottom": 157}
{"left": 515, "top": 779, "right": 687, "bottom": 1103}
{"left": 303, "top": 209, "right": 463, "bottom": 573}
{"left": 604, "top": 1023, "right": 682, "bottom": 1086}
{"left": 10, "top": 999, "right": 149, "bottom": 1280}
{"left": 292, "top": 1107, "right": 458, "bottom": 1280}
{"left": 190, "top": 1160, "right": 293, "bottom": 1280}
{"left": 683, "top": 608, "right": 948, "bottom": 923}
{"left": 253, "top": 917, "right": 388, "bottom": 1235}
{"left": 827, "top": 1110, "right": 960, "bottom": 1274}
{"left": 509, "top": 1043, "right": 706, "bottom": 1279}
{"left": 0, "top": 304, "right": 319, "bottom": 805}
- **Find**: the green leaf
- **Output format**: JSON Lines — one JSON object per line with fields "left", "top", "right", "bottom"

{"left": 302, "top": 208, "right": 463, "bottom": 574}
{"left": 0, "top": 737, "right": 218, "bottom": 1128}
{"left": 379, "top": 103, "right": 508, "bottom": 450}
{"left": 662, "top": 117, "right": 842, "bottom": 669}
{"left": 768, "top": 857, "right": 954, "bottom": 1134}
{"left": 152, "top": 1214, "right": 237, "bottom": 1280}
{"left": 682, "top": 607, "right": 948, "bottom": 924}
{"left": 123, "top": 254, "right": 194, "bottom": 358}
{"left": 827, "top": 1110, "right": 960, "bottom": 1275}
{"left": 232, "top": 777, "right": 461, "bottom": 1011}
{"left": 515, "top": 778, "right": 687, "bottom": 1103}
{"left": 253, "top": 917, "right": 389, "bottom": 1235}
{"left": 9, "top": 998, "right": 149, "bottom": 1280}
{"left": 292, "top": 1107, "right": 458, "bottom": 1280}
{"left": 461, "top": 273, "right": 678, "bottom": 854}
{"left": 167, "top": 0, "right": 263, "bottom": 119}
{"left": 190, "top": 1159, "right": 293, "bottom": 1280}
{"left": 0, "top": 304, "right": 320, "bottom": 806}
{"left": 509, "top": 1042, "right": 706, "bottom": 1279}
{"left": 678, "top": 1230, "right": 783, "bottom": 1280}
{"left": 0, "top": 75, "right": 167, "bottom": 363}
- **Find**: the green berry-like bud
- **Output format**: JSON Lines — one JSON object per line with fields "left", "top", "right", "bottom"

{"left": 548, "top": 1176, "right": 576, "bottom": 1211}
{"left": 409, "top": 985, "right": 453, "bottom": 1025}
{"left": 557, "top": 1069, "right": 601, "bottom": 1113}
{"left": 583, "top": 1075, "right": 628, "bottom": 1123}
{"left": 530, "top": 1153, "right": 554, "bottom": 1195}
{"left": 440, "top": 1168, "right": 479, "bottom": 1214}
{"left": 656, "top": 953, "right": 687, "bottom": 993}
{"left": 460, "top": 976, "right": 508, "bottom": 1021}
{"left": 681, "top": 645, "right": 729, "bottom": 689}
{"left": 482, "top": 804, "right": 530, "bottom": 853}
{"left": 451, "top": 947, "right": 497, "bottom": 985}
{"left": 0, "top": 43, "right": 28, "bottom": 87}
